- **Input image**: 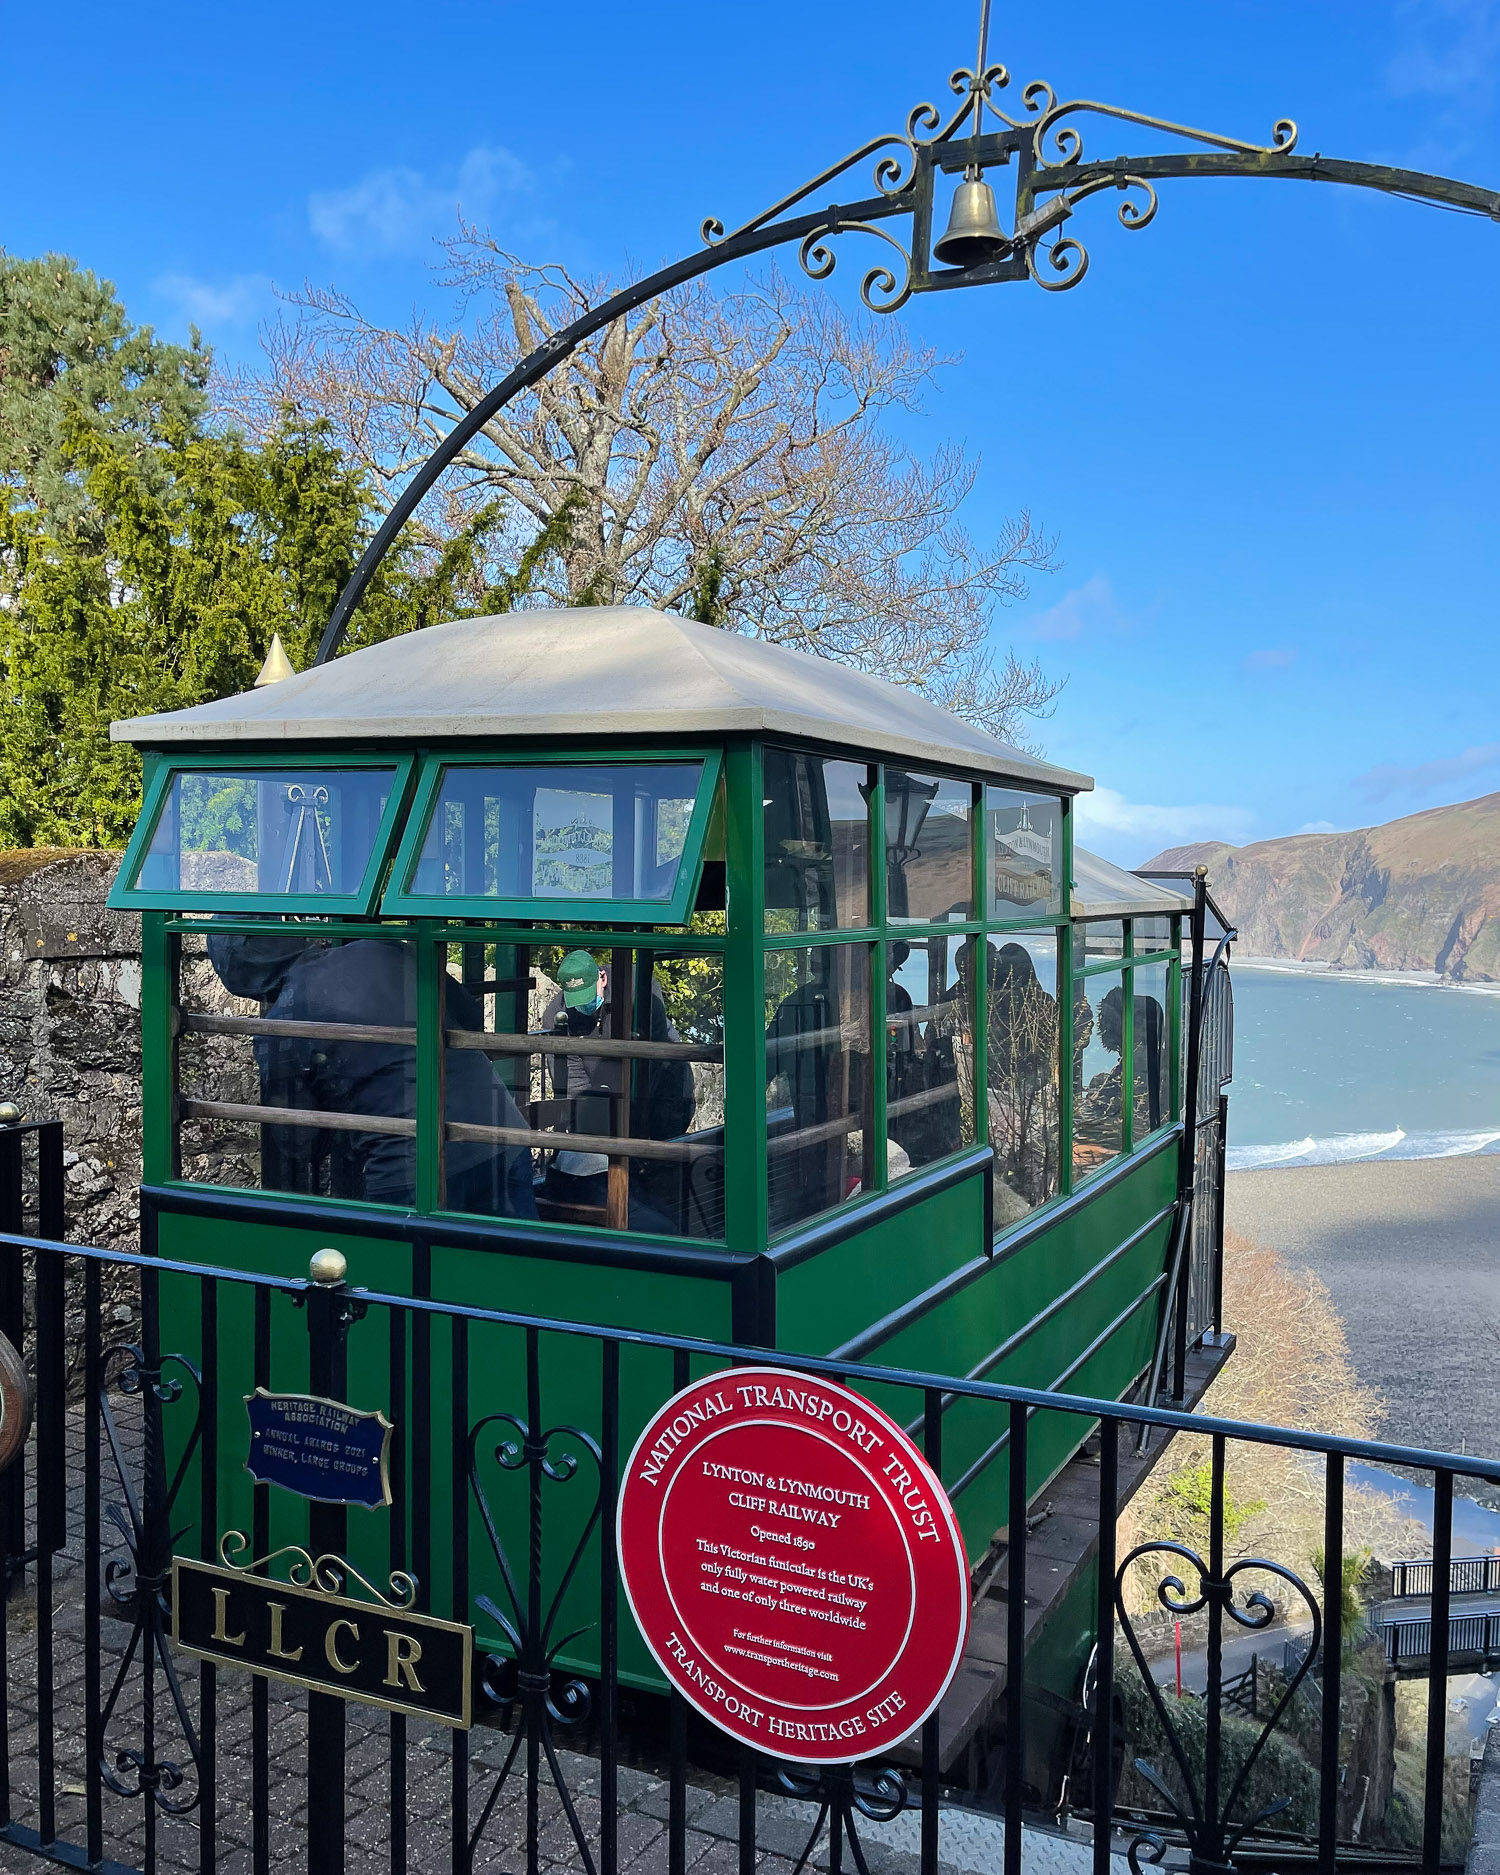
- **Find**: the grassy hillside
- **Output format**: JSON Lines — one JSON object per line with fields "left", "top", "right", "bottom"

{"left": 1142, "top": 793, "right": 1500, "bottom": 981}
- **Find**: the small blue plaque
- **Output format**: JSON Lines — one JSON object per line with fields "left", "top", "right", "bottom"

{"left": 244, "top": 1389, "right": 393, "bottom": 1510}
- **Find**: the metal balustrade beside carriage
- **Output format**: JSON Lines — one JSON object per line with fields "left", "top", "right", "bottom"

{"left": 0, "top": 1163, "right": 1491, "bottom": 1875}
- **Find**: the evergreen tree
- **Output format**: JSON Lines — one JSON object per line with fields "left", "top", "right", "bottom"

{"left": 0, "top": 412, "right": 523, "bottom": 848}
{"left": 0, "top": 254, "right": 211, "bottom": 539}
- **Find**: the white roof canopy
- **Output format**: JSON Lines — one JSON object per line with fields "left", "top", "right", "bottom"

{"left": 1072, "top": 846, "right": 1193, "bottom": 918}
{"left": 111, "top": 606, "right": 1092, "bottom": 794}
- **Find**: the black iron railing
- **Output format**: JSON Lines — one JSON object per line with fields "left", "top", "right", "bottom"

{"left": 1391, "top": 1556, "right": 1500, "bottom": 1601}
{"left": 0, "top": 1126, "right": 1492, "bottom": 1874}
{"left": 1378, "top": 1613, "right": 1500, "bottom": 1670}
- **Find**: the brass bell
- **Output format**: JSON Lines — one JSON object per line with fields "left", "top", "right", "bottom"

{"left": 933, "top": 171, "right": 1011, "bottom": 270}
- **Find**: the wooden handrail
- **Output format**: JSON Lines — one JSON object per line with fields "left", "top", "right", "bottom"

{"left": 178, "top": 1009, "right": 720, "bottom": 1063}
{"left": 445, "top": 1121, "right": 718, "bottom": 1165}
{"left": 444, "top": 1029, "right": 721, "bottom": 1064}
{"left": 183, "top": 1095, "right": 720, "bottom": 1166}
{"left": 181, "top": 1012, "right": 417, "bottom": 1047}
{"left": 181, "top": 1098, "right": 415, "bottom": 1139}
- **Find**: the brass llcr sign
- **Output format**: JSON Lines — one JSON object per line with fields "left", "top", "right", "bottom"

{"left": 171, "top": 1558, "right": 473, "bottom": 1728}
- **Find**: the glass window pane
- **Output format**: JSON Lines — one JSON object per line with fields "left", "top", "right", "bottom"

{"left": 410, "top": 763, "right": 705, "bottom": 907}
{"left": 181, "top": 930, "right": 478, "bottom": 1212}
{"left": 1081, "top": 920, "right": 1125, "bottom": 962}
{"left": 136, "top": 768, "right": 396, "bottom": 897}
{"left": 1073, "top": 968, "right": 1126, "bottom": 1183}
{"left": 764, "top": 945, "right": 873, "bottom": 1230}
{"left": 763, "top": 749, "right": 870, "bottom": 933}
{"left": 986, "top": 789, "right": 1062, "bottom": 920}
{"left": 1131, "top": 960, "right": 1171, "bottom": 1138}
{"left": 886, "top": 937, "right": 974, "bottom": 1180}
{"left": 886, "top": 772, "right": 974, "bottom": 925}
{"left": 1133, "top": 915, "right": 1173, "bottom": 949}
{"left": 982, "top": 933, "right": 1061, "bottom": 1227}
{"left": 443, "top": 943, "right": 725, "bottom": 1239}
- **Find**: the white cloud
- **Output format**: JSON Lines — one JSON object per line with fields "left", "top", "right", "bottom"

{"left": 1073, "top": 786, "right": 1256, "bottom": 864}
{"left": 1022, "top": 574, "right": 1126, "bottom": 643}
{"left": 1297, "top": 820, "right": 1340, "bottom": 835}
{"left": 1242, "top": 645, "right": 1297, "bottom": 672}
{"left": 153, "top": 272, "right": 273, "bottom": 331}
{"left": 1388, "top": 0, "right": 1500, "bottom": 101}
{"left": 1355, "top": 741, "right": 1500, "bottom": 803}
{"left": 309, "top": 144, "right": 533, "bottom": 255}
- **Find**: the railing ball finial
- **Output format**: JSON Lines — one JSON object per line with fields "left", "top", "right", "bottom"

{"left": 309, "top": 1247, "right": 348, "bottom": 1286}
{"left": 0, "top": 1104, "right": 19, "bottom": 1126}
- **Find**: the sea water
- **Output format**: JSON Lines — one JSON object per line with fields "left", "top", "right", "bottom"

{"left": 1226, "top": 962, "right": 1500, "bottom": 1171}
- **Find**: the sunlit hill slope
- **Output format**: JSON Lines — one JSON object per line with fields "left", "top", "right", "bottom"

{"left": 1143, "top": 792, "right": 1500, "bottom": 982}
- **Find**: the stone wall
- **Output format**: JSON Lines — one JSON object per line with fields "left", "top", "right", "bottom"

{"left": 0, "top": 851, "right": 142, "bottom": 1250}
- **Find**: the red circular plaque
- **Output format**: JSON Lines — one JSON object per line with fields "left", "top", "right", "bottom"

{"left": 618, "top": 1365, "right": 969, "bottom": 1763}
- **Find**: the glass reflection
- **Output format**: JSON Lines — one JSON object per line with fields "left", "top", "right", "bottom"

{"left": 1131, "top": 960, "right": 1171, "bottom": 1139}
{"left": 764, "top": 945, "right": 873, "bottom": 1228}
{"left": 762, "top": 750, "right": 870, "bottom": 932}
{"left": 985, "top": 788, "right": 1061, "bottom": 920}
{"left": 886, "top": 772, "right": 973, "bottom": 925}
{"left": 138, "top": 768, "right": 397, "bottom": 896}
{"left": 886, "top": 937, "right": 974, "bottom": 1178}
{"left": 1072, "top": 968, "right": 1125, "bottom": 1183}
{"left": 410, "top": 762, "right": 703, "bottom": 905}
{"left": 977, "top": 933, "right": 1060, "bottom": 1227}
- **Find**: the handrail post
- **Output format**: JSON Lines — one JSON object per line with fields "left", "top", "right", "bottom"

{"left": 305, "top": 1249, "right": 352, "bottom": 1875}
{"left": 1172, "top": 868, "right": 1208, "bottom": 1401}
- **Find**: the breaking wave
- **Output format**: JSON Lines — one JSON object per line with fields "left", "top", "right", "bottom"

{"left": 1228, "top": 1127, "right": 1500, "bottom": 1173}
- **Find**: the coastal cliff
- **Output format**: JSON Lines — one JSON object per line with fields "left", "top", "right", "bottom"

{"left": 1144, "top": 791, "right": 1500, "bottom": 982}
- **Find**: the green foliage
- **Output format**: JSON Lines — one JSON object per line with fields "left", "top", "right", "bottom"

{"left": 684, "top": 546, "right": 730, "bottom": 628}
{"left": 0, "top": 253, "right": 210, "bottom": 539}
{"left": 1116, "top": 1664, "right": 1321, "bottom": 1838}
{"left": 0, "top": 405, "right": 562, "bottom": 848}
{"left": 1164, "top": 1463, "right": 1268, "bottom": 1548}
{"left": 0, "top": 251, "right": 589, "bottom": 850}
{"left": 1312, "top": 1546, "right": 1372, "bottom": 1646}
{"left": 0, "top": 413, "right": 365, "bottom": 845}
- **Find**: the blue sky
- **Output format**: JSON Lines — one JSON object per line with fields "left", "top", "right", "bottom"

{"left": 5, "top": 0, "right": 1499, "bottom": 865}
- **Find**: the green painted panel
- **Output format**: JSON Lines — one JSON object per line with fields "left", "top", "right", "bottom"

{"left": 156, "top": 1209, "right": 736, "bottom": 1692}
{"left": 155, "top": 1211, "right": 415, "bottom": 1619}
{"left": 774, "top": 1173, "right": 987, "bottom": 1358}
{"left": 426, "top": 1244, "right": 734, "bottom": 1689}
{"left": 775, "top": 1149, "right": 1176, "bottom": 1564}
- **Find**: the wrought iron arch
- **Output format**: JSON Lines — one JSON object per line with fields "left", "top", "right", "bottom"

{"left": 312, "top": 7, "right": 1500, "bottom": 666}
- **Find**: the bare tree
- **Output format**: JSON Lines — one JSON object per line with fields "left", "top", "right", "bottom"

{"left": 224, "top": 232, "right": 1063, "bottom": 745}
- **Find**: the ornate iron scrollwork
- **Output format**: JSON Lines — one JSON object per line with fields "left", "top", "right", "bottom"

{"left": 466, "top": 1408, "right": 604, "bottom": 1871}
{"left": 1114, "top": 1540, "right": 1323, "bottom": 1871}
{"left": 98, "top": 1343, "right": 205, "bottom": 1814}
{"left": 775, "top": 1760, "right": 909, "bottom": 1875}
{"left": 697, "top": 10, "right": 1298, "bottom": 308}
{"left": 215, "top": 1530, "right": 418, "bottom": 1607}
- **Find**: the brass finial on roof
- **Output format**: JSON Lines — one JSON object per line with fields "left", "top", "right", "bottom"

{"left": 254, "top": 634, "right": 296, "bottom": 687}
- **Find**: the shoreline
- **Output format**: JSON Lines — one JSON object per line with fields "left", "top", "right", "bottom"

{"left": 1227, "top": 1124, "right": 1500, "bottom": 1173}
{"left": 1225, "top": 1156, "right": 1500, "bottom": 1475}
{"left": 1234, "top": 954, "right": 1500, "bottom": 994}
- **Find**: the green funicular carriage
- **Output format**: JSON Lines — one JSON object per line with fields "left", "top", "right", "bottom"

{"left": 107, "top": 604, "right": 1203, "bottom": 1760}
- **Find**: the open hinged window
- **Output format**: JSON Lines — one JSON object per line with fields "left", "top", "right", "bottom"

{"left": 108, "top": 754, "right": 415, "bottom": 914}
{"left": 381, "top": 752, "right": 723, "bottom": 923}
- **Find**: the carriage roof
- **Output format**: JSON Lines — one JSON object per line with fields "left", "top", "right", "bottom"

{"left": 110, "top": 606, "right": 1092, "bottom": 796}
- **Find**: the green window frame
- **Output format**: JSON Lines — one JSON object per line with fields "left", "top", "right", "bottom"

{"left": 108, "top": 751, "right": 417, "bottom": 917}
{"left": 381, "top": 749, "right": 724, "bottom": 926}
{"left": 1068, "top": 913, "right": 1183, "bottom": 1184}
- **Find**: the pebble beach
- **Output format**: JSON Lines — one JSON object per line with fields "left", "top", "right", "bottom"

{"left": 1226, "top": 1156, "right": 1500, "bottom": 1466}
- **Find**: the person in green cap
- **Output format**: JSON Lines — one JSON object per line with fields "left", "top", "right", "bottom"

{"left": 537, "top": 949, "right": 696, "bottom": 1226}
